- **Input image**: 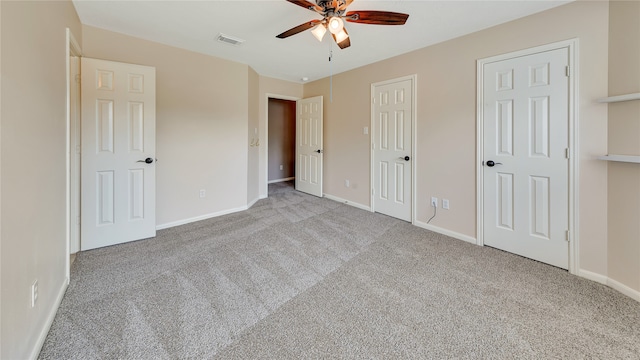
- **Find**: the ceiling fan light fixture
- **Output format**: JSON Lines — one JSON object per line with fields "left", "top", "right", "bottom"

{"left": 278, "top": 0, "right": 410, "bottom": 50}
{"left": 328, "top": 16, "right": 344, "bottom": 34}
{"left": 334, "top": 28, "right": 349, "bottom": 44}
{"left": 311, "top": 24, "right": 327, "bottom": 42}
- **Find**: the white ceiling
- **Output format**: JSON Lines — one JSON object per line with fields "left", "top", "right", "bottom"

{"left": 72, "top": 0, "right": 572, "bottom": 83}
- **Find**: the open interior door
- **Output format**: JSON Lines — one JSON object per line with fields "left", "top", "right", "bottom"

{"left": 81, "top": 58, "right": 156, "bottom": 251}
{"left": 295, "top": 96, "right": 323, "bottom": 197}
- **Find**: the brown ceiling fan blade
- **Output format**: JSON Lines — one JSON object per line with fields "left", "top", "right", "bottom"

{"left": 276, "top": 20, "right": 321, "bottom": 39}
{"left": 331, "top": 27, "right": 351, "bottom": 49}
{"left": 345, "top": 11, "right": 409, "bottom": 25}
{"left": 286, "top": 0, "right": 323, "bottom": 13}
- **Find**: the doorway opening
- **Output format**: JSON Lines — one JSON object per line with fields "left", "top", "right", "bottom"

{"left": 268, "top": 98, "right": 296, "bottom": 184}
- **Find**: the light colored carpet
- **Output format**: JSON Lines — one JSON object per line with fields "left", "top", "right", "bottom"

{"left": 40, "top": 181, "right": 640, "bottom": 359}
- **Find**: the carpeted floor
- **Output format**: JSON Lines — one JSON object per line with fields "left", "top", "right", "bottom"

{"left": 39, "top": 181, "right": 640, "bottom": 359}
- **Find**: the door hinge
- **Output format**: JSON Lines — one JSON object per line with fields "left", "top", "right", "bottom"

{"left": 566, "top": 230, "right": 570, "bottom": 242}
{"left": 372, "top": 97, "right": 376, "bottom": 104}
{"left": 372, "top": 143, "right": 375, "bottom": 150}
{"left": 565, "top": 66, "right": 570, "bottom": 77}
{"left": 75, "top": 74, "right": 81, "bottom": 83}
{"left": 372, "top": 188, "right": 375, "bottom": 195}
{"left": 565, "top": 148, "right": 570, "bottom": 159}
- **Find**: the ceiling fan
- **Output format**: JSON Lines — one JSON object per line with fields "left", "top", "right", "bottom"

{"left": 276, "top": 0, "right": 409, "bottom": 49}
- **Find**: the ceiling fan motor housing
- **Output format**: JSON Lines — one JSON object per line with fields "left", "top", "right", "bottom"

{"left": 318, "top": 0, "right": 349, "bottom": 17}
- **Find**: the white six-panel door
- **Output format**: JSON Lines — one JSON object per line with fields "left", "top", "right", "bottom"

{"left": 295, "top": 96, "right": 323, "bottom": 197}
{"left": 482, "top": 48, "right": 569, "bottom": 269}
{"left": 372, "top": 78, "right": 413, "bottom": 222}
{"left": 81, "top": 58, "right": 156, "bottom": 251}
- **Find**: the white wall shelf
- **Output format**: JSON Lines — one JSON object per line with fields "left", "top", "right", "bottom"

{"left": 597, "top": 93, "right": 640, "bottom": 103}
{"left": 597, "top": 93, "right": 640, "bottom": 163}
{"left": 597, "top": 155, "right": 640, "bottom": 163}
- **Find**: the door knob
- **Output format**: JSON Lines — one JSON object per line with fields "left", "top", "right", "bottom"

{"left": 485, "top": 160, "right": 502, "bottom": 167}
{"left": 137, "top": 157, "right": 154, "bottom": 164}
{"left": 316, "top": 149, "right": 323, "bottom": 153}
{"left": 399, "top": 156, "right": 410, "bottom": 161}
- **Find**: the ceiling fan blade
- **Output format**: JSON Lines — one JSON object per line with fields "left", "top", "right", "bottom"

{"left": 285, "top": 0, "right": 323, "bottom": 13}
{"left": 332, "top": 27, "right": 351, "bottom": 49}
{"left": 276, "top": 19, "right": 322, "bottom": 39}
{"left": 345, "top": 10, "right": 409, "bottom": 25}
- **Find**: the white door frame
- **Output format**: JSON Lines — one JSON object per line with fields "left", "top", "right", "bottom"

{"left": 264, "top": 93, "right": 300, "bottom": 197}
{"left": 370, "top": 74, "right": 418, "bottom": 224}
{"left": 65, "top": 28, "right": 82, "bottom": 280}
{"left": 476, "top": 39, "right": 579, "bottom": 274}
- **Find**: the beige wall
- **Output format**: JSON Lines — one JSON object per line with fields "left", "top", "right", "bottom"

{"left": 0, "top": 2, "right": 634, "bottom": 358}
{"left": 607, "top": 0, "right": 640, "bottom": 293}
{"left": 305, "top": 75, "right": 373, "bottom": 207}
{"left": 0, "top": 1, "right": 82, "bottom": 358}
{"left": 268, "top": 98, "right": 296, "bottom": 181}
{"left": 0, "top": 2, "right": 3, "bottom": 356}
{"left": 1, "top": 2, "right": 3, "bottom": 358}
{"left": 258, "top": 76, "right": 303, "bottom": 196}
{"left": 82, "top": 25, "right": 250, "bottom": 226}
{"left": 305, "top": 0, "right": 609, "bottom": 275}
{"left": 248, "top": 67, "right": 260, "bottom": 204}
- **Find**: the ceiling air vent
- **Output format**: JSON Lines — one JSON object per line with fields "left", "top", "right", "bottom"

{"left": 216, "top": 33, "right": 245, "bottom": 46}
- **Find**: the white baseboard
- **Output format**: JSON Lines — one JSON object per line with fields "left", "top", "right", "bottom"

{"left": 268, "top": 177, "right": 294, "bottom": 184}
{"left": 323, "top": 193, "right": 371, "bottom": 211}
{"left": 29, "top": 280, "right": 68, "bottom": 360}
{"left": 247, "top": 196, "right": 260, "bottom": 208}
{"left": 607, "top": 277, "right": 640, "bottom": 302}
{"left": 413, "top": 220, "right": 477, "bottom": 245}
{"left": 576, "top": 268, "right": 608, "bottom": 285}
{"left": 410, "top": 224, "right": 640, "bottom": 303}
{"left": 156, "top": 205, "right": 248, "bottom": 230}
{"left": 576, "top": 269, "right": 640, "bottom": 303}
{"left": 158, "top": 193, "right": 371, "bottom": 231}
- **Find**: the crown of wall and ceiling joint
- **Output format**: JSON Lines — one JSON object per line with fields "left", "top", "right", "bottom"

{"left": 216, "top": 33, "right": 245, "bottom": 46}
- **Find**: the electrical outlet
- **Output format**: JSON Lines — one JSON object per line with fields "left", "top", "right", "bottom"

{"left": 31, "top": 280, "right": 38, "bottom": 308}
{"left": 431, "top": 197, "right": 438, "bottom": 207}
{"left": 279, "top": 165, "right": 283, "bottom": 171}
{"left": 199, "top": 189, "right": 206, "bottom": 198}
{"left": 345, "top": 179, "right": 350, "bottom": 188}
{"left": 443, "top": 199, "right": 450, "bottom": 210}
